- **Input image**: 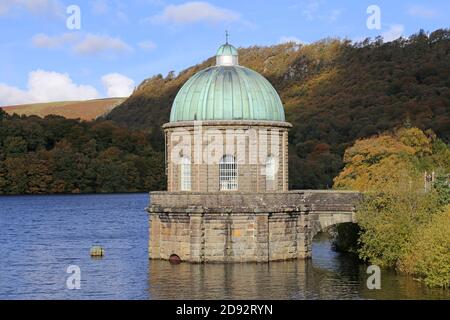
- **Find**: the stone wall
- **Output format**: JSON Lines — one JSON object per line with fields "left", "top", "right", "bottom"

{"left": 147, "top": 190, "right": 362, "bottom": 262}
{"left": 164, "top": 120, "right": 291, "bottom": 192}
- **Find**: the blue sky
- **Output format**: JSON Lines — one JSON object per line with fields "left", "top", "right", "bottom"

{"left": 0, "top": 0, "right": 449, "bottom": 105}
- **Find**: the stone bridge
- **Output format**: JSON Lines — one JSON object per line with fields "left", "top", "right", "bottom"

{"left": 148, "top": 190, "right": 362, "bottom": 263}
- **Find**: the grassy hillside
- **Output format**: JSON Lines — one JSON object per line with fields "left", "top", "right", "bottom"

{"left": 107, "top": 29, "right": 450, "bottom": 189}
{"left": 2, "top": 98, "right": 125, "bottom": 121}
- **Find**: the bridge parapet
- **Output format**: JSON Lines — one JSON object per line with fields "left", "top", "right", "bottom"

{"left": 299, "top": 190, "right": 362, "bottom": 238}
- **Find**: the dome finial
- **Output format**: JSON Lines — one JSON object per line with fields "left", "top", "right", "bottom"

{"left": 216, "top": 36, "right": 238, "bottom": 66}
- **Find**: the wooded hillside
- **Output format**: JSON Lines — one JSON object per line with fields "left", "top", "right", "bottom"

{"left": 107, "top": 29, "right": 450, "bottom": 189}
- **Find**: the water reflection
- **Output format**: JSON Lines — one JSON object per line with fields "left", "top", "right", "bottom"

{"left": 148, "top": 252, "right": 361, "bottom": 299}
{"left": 148, "top": 233, "right": 449, "bottom": 300}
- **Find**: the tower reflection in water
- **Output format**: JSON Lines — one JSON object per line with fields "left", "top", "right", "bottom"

{"left": 147, "top": 232, "right": 361, "bottom": 300}
{"left": 148, "top": 233, "right": 449, "bottom": 300}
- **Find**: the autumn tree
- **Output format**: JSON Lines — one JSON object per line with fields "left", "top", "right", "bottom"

{"left": 333, "top": 127, "right": 450, "bottom": 287}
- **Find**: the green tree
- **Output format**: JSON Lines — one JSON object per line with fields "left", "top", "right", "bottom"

{"left": 4, "top": 137, "right": 28, "bottom": 156}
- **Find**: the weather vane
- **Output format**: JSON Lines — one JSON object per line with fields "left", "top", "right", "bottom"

{"left": 225, "top": 30, "right": 229, "bottom": 44}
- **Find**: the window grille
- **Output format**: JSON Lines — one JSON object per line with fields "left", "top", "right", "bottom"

{"left": 219, "top": 154, "right": 238, "bottom": 191}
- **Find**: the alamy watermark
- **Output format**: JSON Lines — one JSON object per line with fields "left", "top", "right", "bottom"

{"left": 366, "top": 265, "right": 381, "bottom": 289}
{"left": 66, "top": 4, "right": 81, "bottom": 30}
{"left": 170, "top": 121, "right": 281, "bottom": 176}
{"left": 366, "top": 5, "right": 381, "bottom": 30}
{"left": 66, "top": 265, "right": 81, "bottom": 290}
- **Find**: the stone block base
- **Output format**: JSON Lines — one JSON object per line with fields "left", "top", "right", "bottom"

{"left": 147, "top": 191, "right": 361, "bottom": 263}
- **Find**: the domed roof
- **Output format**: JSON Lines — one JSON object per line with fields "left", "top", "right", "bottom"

{"left": 169, "top": 42, "right": 285, "bottom": 122}
{"left": 216, "top": 43, "right": 238, "bottom": 56}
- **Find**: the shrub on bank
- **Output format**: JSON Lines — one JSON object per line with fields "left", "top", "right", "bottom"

{"left": 398, "top": 206, "right": 450, "bottom": 288}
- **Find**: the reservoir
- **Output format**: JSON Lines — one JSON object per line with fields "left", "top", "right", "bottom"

{"left": 0, "top": 193, "right": 447, "bottom": 299}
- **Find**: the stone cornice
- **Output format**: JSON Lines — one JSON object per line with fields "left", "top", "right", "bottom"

{"left": 162, "top": 120, "right": 293, "bottom": 129}
{"left": 147, "top": 190, "right": 362, "bottom": 214}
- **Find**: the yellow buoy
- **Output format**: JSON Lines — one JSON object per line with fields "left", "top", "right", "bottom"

{"left": 90, "top": 246, "right": 104, "bottom": 257}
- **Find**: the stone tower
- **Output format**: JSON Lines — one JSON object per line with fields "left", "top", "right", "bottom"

{"left": 165, "top": 42, "right": 291, "bottom": 193}
{"left": 147, "top": 41, "right": 360, "bottom": 263}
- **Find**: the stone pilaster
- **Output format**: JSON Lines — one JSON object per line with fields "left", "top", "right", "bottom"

{"left": 255, "top": 213, "right": 269, "bottom": 262}
{"left": 296, "top": 213, "right": 312, "bottom": 259}
{"left": 148, "top": 213, "right": 161, "bottom": 259}
{"left": 189, "top": 212, "right": 204, "bottom": 263}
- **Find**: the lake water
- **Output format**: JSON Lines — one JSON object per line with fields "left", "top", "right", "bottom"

{"left": 0, "top": 193, "right": 448, "bottom": 300}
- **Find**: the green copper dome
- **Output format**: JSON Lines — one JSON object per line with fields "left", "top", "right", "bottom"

{"left": 216, "top": 43, "right": 238, "bottom": 56}
{"left": 170, "top": 43, "right": 285, "bottom": 122}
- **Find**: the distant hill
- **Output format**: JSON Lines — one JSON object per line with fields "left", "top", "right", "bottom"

{"left": 106, "top": 29, "right": 450, "bottom": 189}
{"left": 2, "top": 98, "right": 126, "bottom": 121}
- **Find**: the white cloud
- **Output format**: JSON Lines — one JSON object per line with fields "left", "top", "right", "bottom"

{"left": 301, "top": 0, "right": 320, "bottom": 21}
{"left": 101, "top": 73, "right": 135, "bottom": 98}
{"left": 382, "top": 24, "right": 404, "bottom": 42}
{"left": 32, "top": 32, "right": 79, "bottom": 49}
{"left": 32, "top": 32, "right": 133, "bottom": 55}
{"left": 150, "top": 1, "right": 241, "bottom": 25}
{"left": 91, "top": 0, "right": 109, "bottom": 15}
{"left": 32, "top": 32, "right": 133, "bottom": 56}
{"left": 0, "top": 70, "right": 100, "bottom": 106}
{"left": 0, "top": 84, "right": 32, "bottom": 105}
{"left": 279, "top": 36, "right": 305, "bottom": 45}
{"left": 0, "top": 2, "right": 8, "bottom": 15}
{"left": 73, "top": 34, "right": 133, "bottom": 55}
{"left": 407, "top": 5, "right": 438, "bottom": 18}
{"left": 0, "top": 0, "right": 64, "bottom": 17}
{"left": 138, "top": 40, "right": 157, "bottom": 51}
{"left": 0, "top": 70, "right": 136, "bottom": 105}
{"left": 90, "top": 0, "right": 129, "bottom": 22}
{"left": 298, "top": 0, "right": 341, "bottom": 23}
{"left": 329, "top": 9, "right": 342, "bottom": 22}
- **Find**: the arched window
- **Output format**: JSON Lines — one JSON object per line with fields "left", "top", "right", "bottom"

{"left": 219, "top": 154, "right": 238, "bottom": 191}
{"left": 266, "top": 155, "right": 277, "bottom": 190}
{"left": 180, "top": 157, "right": 191, "bottom": 191}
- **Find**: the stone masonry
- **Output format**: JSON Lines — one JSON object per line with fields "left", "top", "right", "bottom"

{"left": 147, "top": 190, "right": 362, "bottom": 262}
{"left": 164, "top": 120, "right": 291, "bottom": 192}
